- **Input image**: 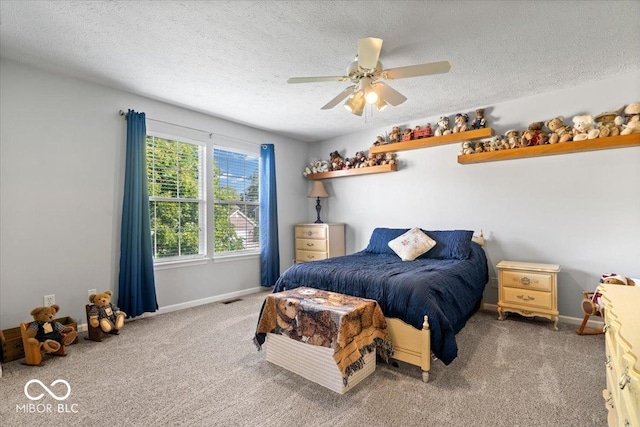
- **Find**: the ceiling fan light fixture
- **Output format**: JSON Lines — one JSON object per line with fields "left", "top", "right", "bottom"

{"left": 374, "top": 97, "right": 388, "bottom": 112}
{"left": 344, "top": 91, "right": 365, "bottom": 116}
{"left": 365, "top": 89, "right": 378, "bottom": 104}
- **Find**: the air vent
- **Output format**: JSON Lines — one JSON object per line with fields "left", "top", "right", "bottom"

{"left": 222, "top": 298, "right": 243, "bottom": 305}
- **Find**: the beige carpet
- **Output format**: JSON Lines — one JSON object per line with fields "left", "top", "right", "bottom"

{"left": 0, "top": 289, "right": 607, "bottom": 426}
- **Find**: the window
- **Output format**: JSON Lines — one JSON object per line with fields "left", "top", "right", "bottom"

{"left": 213, "top": 147, "right": 259, "bottom": 255}
{"left": 147, "top": 135, "right": 205, "bottom": 260}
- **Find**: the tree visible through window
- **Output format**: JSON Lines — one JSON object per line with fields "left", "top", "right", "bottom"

{"left": 147, "top": 136, "right": 204, "bottom": 259}
{"left": 213, "top": 148, "right": 259, "bottom": 254}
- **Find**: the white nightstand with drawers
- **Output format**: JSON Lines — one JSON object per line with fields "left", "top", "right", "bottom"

{"left": 295, "top": 223, "right": 345, "bottom": 263}
{"left": 497, "top": 260, "right": 561, "bottom": 330}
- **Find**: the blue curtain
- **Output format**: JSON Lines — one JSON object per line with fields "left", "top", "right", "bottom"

{"left": 118, "top": 109, "right": 158, "bottom": 317}
{"left": 259, "top": 144, "right": 280, "bottom": 287}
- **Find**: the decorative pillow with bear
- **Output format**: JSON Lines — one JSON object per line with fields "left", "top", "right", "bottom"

{"left": 388, "top": 227, "right": 436, "bottom": 261}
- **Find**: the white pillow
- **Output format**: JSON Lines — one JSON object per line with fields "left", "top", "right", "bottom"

{"left": 388, "top": 227, "right": 436, "bottom": 261}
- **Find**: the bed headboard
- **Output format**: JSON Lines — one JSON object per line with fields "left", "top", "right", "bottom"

{"left": 472, "top": 230, "right": 485, "bottom": 247}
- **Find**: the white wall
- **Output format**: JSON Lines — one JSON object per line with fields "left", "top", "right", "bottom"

{"left": 311, "top": 71, "right": 640, "bottom": 319}
{"left": 0, "top": 59, "right": 309, "bottom": 328}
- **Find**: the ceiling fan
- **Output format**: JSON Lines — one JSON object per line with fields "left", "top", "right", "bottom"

{"left": 287, "top": 37, "right": 451, "bottom": 116}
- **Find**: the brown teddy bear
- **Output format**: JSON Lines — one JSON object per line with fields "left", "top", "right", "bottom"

{"left": 26, "top": 305, "right": 77, "bottom": 354}
{"left": 88, "top": 291, "right": 126, "bottom": 334}
{"left": 293, "top": 309, "right": 337, "bottom": 347}
{"left": 545, "top": 116, "right": 573, "bottom": 144}
{"left": 520, "top": 122, "right": 549, "bottom": 146}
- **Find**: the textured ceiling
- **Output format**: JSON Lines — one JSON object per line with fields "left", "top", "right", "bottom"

{"left": 1, "top": 1, "right": 639, "bottom": 142}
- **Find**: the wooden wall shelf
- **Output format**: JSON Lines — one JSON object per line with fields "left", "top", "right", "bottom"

{"left": 457, "top": 133, "right": 640, "bottom": 164}
{"left": 305, "top": 164, "right": 397, "bottom": 180}
{"left": 370, "top": 127, "right": 494, "bottom": 154}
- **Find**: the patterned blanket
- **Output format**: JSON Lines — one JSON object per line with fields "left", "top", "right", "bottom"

{"left": 254, "top": 287, "right": 394, "bottom": 383}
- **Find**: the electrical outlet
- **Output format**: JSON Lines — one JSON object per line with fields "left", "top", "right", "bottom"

{"left": 490, "top": 278, "right": 499, "bottom": 289}
{"left": 44, "top": 294, "right": 55, "bottom": 307}
{"left": 88, "top": 289, "right": 97, "bottom": 297}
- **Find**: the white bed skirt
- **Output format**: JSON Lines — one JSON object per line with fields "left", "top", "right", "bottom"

{"left": 266, "top": 333, "right": 375, "bottom": 394}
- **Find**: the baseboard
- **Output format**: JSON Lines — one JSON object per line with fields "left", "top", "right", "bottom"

{"left": 75, "top": 287, "right": 266, "bottom": 331}
{"left": 481, "top": 303, "right": 604, "bottom": 328}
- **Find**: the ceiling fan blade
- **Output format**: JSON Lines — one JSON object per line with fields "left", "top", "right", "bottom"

{"left": 382, "top": 61, "right": 452, "bottom": 80}
{"left": 372, "top": 82, "right": 407, "bottom": 106}
{"left": 320, "top": 85, "right": 356, "bottom": 110}
{"left": 287, "top": 76, "right": 349, "bottom": 84}
{"left": 358, "top": 37, "right": 383, "bottom": 70}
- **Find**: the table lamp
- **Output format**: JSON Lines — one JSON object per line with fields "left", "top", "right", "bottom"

{"left": 308, "top": 180, "right": 329, "bottom": 223}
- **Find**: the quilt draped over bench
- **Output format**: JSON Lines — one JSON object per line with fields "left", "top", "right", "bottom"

{"left": 254, "top": 287, "right": 394, "bottom": 383}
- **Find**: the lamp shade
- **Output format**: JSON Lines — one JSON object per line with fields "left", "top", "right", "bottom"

{"left": 308, "top": 180, "right": 329, "bottom": 198}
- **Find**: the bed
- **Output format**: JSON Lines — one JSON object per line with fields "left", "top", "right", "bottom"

{"left": 263, "top": 227, "right": 488, "bottom": 382}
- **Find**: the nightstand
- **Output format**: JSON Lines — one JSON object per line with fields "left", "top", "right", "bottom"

{"left": 497, "top": 260, "right": 561, "bottom": 330}
{"left": 295, "top": 223, "right": 345, "bottom": 263}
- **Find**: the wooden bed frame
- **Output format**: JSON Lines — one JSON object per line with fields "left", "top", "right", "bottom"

{"left": 384, "top": 233, "right": 486, "bottom": 382}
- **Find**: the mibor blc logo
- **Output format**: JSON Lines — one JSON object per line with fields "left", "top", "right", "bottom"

{"left": 16, "top": 379, "right": 79, "bottom": 414}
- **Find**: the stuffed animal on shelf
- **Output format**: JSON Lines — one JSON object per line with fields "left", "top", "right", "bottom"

{"left": 459, "top": 141, "right": 475, "bottom": 155}
{"left": 572, "top": 114, "right": 599, "bottom": 141}
{"left": 373, "top": 135, "right": 386, "bottom": 146}
{"left": 471, "top": 109, "right": 487, "bottom": 129}
{"left": 545, "top": 116, "right": 573, "bottom": 144}
{"left": 402, "top": 128, "right": 413, "bottom": 141}
{"left": 621, "top": 102, "right": 640, "bottom": 135}
{"left": 594, "top": 111, "right": 623, "bottom": 138}
{"left": 388, "top": 126, "right": 401, "bottom": 143}
{"left": 505, "top": 129, "right": 520, "bottom": 149}
{"left": 380, "top": 152, "right": 397, "bottom": 165}
{"left": 434, "top": 116, "right": 451, "bottom": 136}
{"left": 26, "top": 305, "right": 77, "bottom": 354}
{"left": 520, "top": 122, "right": 549, "bottom": 146}
{"left": 452, "top": 113, "right": 469, "bottom": 133}
{"left": 354, "top": 151, "right": 367, "bottom": 168}
{"left": 329, "top": 151, "right": 345, "bottom": 171}
{"left": 88, "top": 291, "right": 126, "bottom": 334}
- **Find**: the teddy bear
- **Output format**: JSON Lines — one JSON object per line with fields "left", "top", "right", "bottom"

{"left": 329, "top": 151, "right": 345, "bottom": 171}
{"left": 452, "top": 113, "right": 469, "bottom": 133}
{"left": 434, "top": 116, "right": 451, "bottom": 136}
{"left": 572, "top": 114, "right": 600, "bottom": 141}
{"left": 402, "top": 128, "right": 413, "bottom": 141}
{"left": 458, "top": 141, "right": 474, "bottom": 155}
{"left": 373, "top": 135, "right": 386, "bottom": 146}
{"left": 26, "top": 304, "right": 77, "bottom": 354}
{"left": 621, "top": 102, "right": 640, "bottom": 135}
{"left": 388, "top": 126, "right": 401, "bottom": 143}
{"left": 380, "top": 152, "right": 396, "bottom": 165}
{"left": 594, "top": 110, "right": 624, "bottom": 138}
{"left": 471, "top": 108, "right": 487, "bottom": 129}
{"left": 88, "top": 291, "right": 126, "bottom": 334}
{"left": 545, "top": 116, "right": 573, "bottom": 144}
{"left": 520, "top": 122, "right": 549, "bottom": 146}
{"left": 367, "top": 152, "right": 379, "bottom": 167}
{"left": 292, "top": 309, "right": 337, "bottom": 347}
{"left": 504, "top": 129, "right": 520, "bottom": 149}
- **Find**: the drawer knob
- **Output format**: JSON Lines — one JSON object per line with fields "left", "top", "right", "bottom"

{"left": 520, "top": 277, "right": 531, "bottom": 285}
{"left": 306, "top": 231, "right": 313, "bottom": 236}
{"left": 517, "top": 294, "right": 535, "bottom": 302}
{"left": 619, "top": 373, "right": 630, "bottom": 390}
{"left": 307, "top": 255, "right": 315, "bottom": 259}
{"left": 603, "top": 323, "right": 610, "bottom": 333}
{"left": 306, "top": 243, "right": 314, "bottom": 247}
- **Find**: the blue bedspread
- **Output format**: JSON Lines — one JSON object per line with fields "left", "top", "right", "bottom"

{"left": 272, "top": 242, "right": 488, "bottom": 365}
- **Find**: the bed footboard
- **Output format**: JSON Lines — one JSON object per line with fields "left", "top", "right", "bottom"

{"left": 385, "top": 315, "right": 430, "bottom": 382}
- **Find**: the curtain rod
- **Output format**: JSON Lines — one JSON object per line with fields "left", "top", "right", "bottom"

{"left": 118, "top": 110, "right": 261, "bottom": 147}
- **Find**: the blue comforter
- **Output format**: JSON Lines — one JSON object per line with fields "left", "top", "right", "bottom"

{"left": 272, "top": 242, "right": 488, "bottom": 365}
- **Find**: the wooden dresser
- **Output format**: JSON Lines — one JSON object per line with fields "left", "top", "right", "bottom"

{"left": 496, "top": 260, "right": 561, "bottom": 330}
{"left": 599, "top": 285, "right": 640, "bottom": 427}
{"left": 295, "top": 223, "right": 345, "bottom": 263}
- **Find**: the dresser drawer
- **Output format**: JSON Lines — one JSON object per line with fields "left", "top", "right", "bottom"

{"left": 296, "top": 250, "right": 328, "bottom": 262}
{"left": 502, "top": 270, "right": 553, "bottom": 292}
{"left": 296, "top": 238, "right": 327, "bottom": 252}
{"left": 296, "top": 226, "right": 326, "bottom": 239}
{"left": 502, "top": 287, "right": 553, "bottom": 310}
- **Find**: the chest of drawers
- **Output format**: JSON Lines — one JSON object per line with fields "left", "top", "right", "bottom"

{"left": 497, "top": 260, "right": 561, "bottom": 330}
{"left": 295, "top": 223, "right": 345, "bottom": 263}
{"left": 600, "top": 285, "right": 640, "bottom": 427}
